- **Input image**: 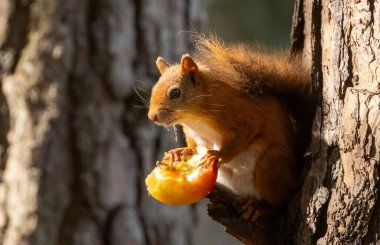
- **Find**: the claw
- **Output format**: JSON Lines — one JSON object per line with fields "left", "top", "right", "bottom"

{"left": 173, "top": 151, "right": 180, "bottom": 162}
{"left": 169, "top": 152, "right": 175, "bottom": 167}
{"left": 197, "top": 158, "right": 207, "bottom": 168}
{"left": 179, "top": 148, "right": 195, "bottom": 161}
{"left": 163, "top": 153, "right": 169, "bottom": 161}
{"left": 162, "top": 147, "right": 195, "bottom": 166}
{"left": 237, "top": 197, "right": 275, "bottom": 222}
{"left": 198, "top": 150, "right": 221, "bottom": 168}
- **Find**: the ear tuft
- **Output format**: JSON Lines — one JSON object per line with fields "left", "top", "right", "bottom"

{"left": 156, "top": 57, "right": 169, "bottom": 74}
{"left": 180, "top": 54, "right": 198, "bottom": 74}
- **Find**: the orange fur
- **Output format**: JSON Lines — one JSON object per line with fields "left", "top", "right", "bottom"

{"left": 148, "top": 35, "right": 315, "bottom": 213}
{"left": 194, "top": 35, "right": 316, "bottom": 159}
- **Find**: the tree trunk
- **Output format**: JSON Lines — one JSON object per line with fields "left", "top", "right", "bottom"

{"left": 207, "top": 0, "right": 380, "bottom": 244}
{"left": 289, "top": 0, "right": 380, "bottom": 243}
{"left": 0, "top": 0, "right": 205, "bottom": 244}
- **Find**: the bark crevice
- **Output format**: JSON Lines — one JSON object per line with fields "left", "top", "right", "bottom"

{"left": 0, "top": 90, "right": 9, "bottom": 172}
{"left": 290, "top": 0, "right": 305, "bottom": 54}
{"left": 0, "top": 0, "right": 32, "bottom": 74}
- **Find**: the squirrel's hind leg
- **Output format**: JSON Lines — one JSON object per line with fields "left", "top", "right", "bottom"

{"left": 236, "top": 196, "right": 275, "bottom": 222}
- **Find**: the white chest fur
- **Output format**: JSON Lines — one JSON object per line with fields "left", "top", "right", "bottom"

{"left": 182, "top": 121, "right": 261, "bottom": 199}
{"left": 217, "top": 145, "right": 262, "bottom": 199}
{"left": 182, "top": 120, "right": 221, "bottom": 150}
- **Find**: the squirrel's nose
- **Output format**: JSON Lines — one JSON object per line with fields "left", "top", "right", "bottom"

{"left": 148, "top": 112, "right": 158, "bottom": 122}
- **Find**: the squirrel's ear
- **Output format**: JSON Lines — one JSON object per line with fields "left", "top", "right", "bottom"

{"left": 156, "top": 57, "right": 169, "bottom": 74}
{"left": 180, "top": 54, "right": 198, "bottom": 75}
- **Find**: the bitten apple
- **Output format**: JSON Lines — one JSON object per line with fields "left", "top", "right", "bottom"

{"left": 145, "top": 146, "right": 218, "bottom": 205}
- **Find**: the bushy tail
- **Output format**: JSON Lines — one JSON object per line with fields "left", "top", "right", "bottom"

{"left": 193, "top": 34, "right": 316, "bottom": 158}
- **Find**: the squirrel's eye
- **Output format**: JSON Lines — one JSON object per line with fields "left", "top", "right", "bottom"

{"left": 169, "top": 88, "right": 181, "bottom": 99}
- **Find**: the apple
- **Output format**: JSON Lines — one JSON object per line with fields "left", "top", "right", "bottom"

{"left": 145, "top": 146, "right": 218, "bottom": 205}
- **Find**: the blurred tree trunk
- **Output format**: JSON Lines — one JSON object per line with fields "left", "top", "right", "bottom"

{"left": 207, "top": 0, "right": 380, "bottom": 244}
{"left": 0, "top": 0, "right": 205, "bottom": 244}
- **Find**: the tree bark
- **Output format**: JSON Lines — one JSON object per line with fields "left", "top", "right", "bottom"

{"left": 0, "top": 0, "right": 205, "bottom": 244}
{"left": 290, "top": 0, "right": 380, "bottom": 243}
{"left": 207, "top": 0, "right": 380, "bottom": 244}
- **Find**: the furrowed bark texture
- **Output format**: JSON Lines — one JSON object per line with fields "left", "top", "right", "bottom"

{"left": 0, "top": 0, "right": 205, "bottom": 244}
{"left": 288, "top": 0, "right": 379, "bottom": 244}
{"left": 207, "top": 0, "right": 379, "bottom": 244}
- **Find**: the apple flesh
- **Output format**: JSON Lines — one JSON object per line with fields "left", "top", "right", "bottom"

{"left": 145, "top": 146, "right": 218, "bottom": 205}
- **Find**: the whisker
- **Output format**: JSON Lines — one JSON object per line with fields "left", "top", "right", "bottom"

{"left": 187, "top": 94, "right": 213, "bottom": 102}
{"left": 136, "top": 85, "right": 149, "bottom": 94}
{"left": 201, "top": 109, "right": 217, "bottom": 117}
{"left": 135, "top": 80, "right": 150, "bottom": 91}
{"left": 133, "top": 108, "right": 148, "bottom": 110}
{"left": 134, "top": 105, "right": 149, "bottom": 109}
{"left": 134, "top": 86, "right": 149, "bottom": 106}
{"left": 134, "top": 104, "right": 149, "bottom": 108}
{"left": 203, "top": 103, "right": 224, "bottom": 107}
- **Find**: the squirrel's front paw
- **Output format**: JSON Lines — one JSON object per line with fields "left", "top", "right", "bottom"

{"left": 163, "top": 147, "right": 195, "bottom": 163}
{"left": 198, "top": 150, "right": 222, "bottom": 167}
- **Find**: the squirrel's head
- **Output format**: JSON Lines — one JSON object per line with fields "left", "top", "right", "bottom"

{"left": 148, "top": 54, "right": 206, "bottom": 126}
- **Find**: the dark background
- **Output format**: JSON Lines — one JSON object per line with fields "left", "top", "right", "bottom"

{"left": 208, "top": 0, "right": 294, "bottom": 47}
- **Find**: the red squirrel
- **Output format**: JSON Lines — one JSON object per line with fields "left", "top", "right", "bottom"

{"left": 147, "top": 35, "right": 315, "bottom": 219}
